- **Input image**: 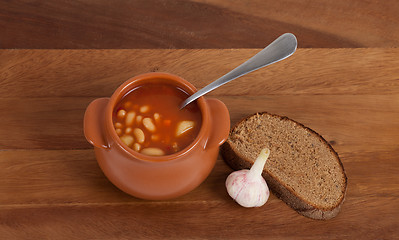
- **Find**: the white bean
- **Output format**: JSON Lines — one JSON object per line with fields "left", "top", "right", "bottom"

{"left": 154, "top": 113, "right": 161, "bottom": 122}
{"left": 120, "top": 135, "right": 134, "bottom": 146}
{"left": 140, "top": 105, "right": 150, "bottom": 113}
{"left": 115, "top": 128, "right": 123, "bottom": 136}
{"left": 143, "top": 118, "right": 156, "bottom": 132}
{"left": 125, "top": 111, "right": 136, "bottom": 126}
{"left": 125, "top": 127, "right": 132, "bottom": 134}
{"left": 141, "top": 148, "right": 165, "bottom": 156}
{"left": 117, "top": 109, "right": 126, "bottom": 119}
{"left": 133, "top": 128, "right": 145, "bottom": 143}
{"left": 133, "top": 143, "right": 141, "bottom": 152}
{"left": 114, "top": 122, "right": 122, "bottom": 129}
{"left": 136, "top": 115, "right": 143, "bottom": 124}
{"left": 176, "top": 120, "right": 195, "bottom": 137}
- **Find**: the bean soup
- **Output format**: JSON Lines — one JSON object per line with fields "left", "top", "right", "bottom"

{"left": 113, "top": 83, "right": 202, "bottom": 156}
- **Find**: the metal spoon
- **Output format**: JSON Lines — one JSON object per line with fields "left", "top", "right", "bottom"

{"left": 180, "top": 33, "right": 297, "bottom": 109}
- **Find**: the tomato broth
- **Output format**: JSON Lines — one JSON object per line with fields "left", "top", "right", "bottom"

{"left": 112, "top": 82, "right": 202, "bottom": 156}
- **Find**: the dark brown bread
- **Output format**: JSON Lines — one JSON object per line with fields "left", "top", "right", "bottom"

{"left": 221, "top": 112, "right": 347, "bottom": 220}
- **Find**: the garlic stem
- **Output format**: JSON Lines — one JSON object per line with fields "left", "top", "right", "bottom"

{"left": 247, "top": 148, "right": 270, "bottom": 180}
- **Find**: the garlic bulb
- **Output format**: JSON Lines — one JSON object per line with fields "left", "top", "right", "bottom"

{"left": 225, "top": 148, "right": 270, "bottom": 207}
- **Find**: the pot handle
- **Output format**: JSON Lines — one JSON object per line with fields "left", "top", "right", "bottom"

{"left": 205, "top": 98, "right": 230, "bottom": 148}
{"left": 84, "top": 98, "right": 110, "bottom": 149}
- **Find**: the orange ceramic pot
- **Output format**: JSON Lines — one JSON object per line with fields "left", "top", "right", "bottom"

{"left": 84, "top": 72, "right": 230, "bottom": 200}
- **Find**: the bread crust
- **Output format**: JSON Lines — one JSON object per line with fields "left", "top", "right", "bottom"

{"left": 221, "top": 112, "right": 347, "bottom": 220}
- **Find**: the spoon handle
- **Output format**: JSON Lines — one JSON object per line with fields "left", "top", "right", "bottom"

{"left": 180, "top": 33, "right": 297, "bottom": 109}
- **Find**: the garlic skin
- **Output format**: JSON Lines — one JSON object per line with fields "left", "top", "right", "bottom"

{"left": 226, "top": 148, "right": 270, "bottom": 208}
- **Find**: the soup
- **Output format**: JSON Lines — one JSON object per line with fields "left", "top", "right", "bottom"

{"left": 112, "top": 82, "right": 202, "bottom": 156}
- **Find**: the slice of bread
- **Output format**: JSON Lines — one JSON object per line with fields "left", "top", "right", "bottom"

{"left": 221, "top": 112, "right": 347, "bottom": 220}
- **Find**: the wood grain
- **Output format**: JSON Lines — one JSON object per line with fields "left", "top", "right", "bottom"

{"left": 1, "top": 95, "right": 399, "bottom": 152}
{"left": 0, "top": 149, "right": 398, "bottom": 204}
{"left": 1, "top": 49, "right": 398, "bottom": 98}
{"left": 0, "top": 0, "right": 398, "bottom": 49}
{"left": 1, "top": 197, "right": 398, "bottom": 239}
{"left": 0, "top": 49, "right": 398, "bottom": 239}
{"left": 0, "top": 49, "right": 398, "bottom": 150}
{"left": 0, "top": 150, "right": 398, "bottom": 239}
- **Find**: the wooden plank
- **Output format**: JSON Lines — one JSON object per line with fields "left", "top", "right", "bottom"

{"left": 1, "top": 95, "right": 398, "bottom": 150}
{"left": 0, "top": 149, "right": 398, "bottom": 205}
{"left": 193, "top": 0, "right": 399, "bottom": 48}
{"left": 0, "top": 196, "right": 398, "bottom": 239}
{"left": 220, "top": 94, "right": 399, "bottom": 154}
{"left": 0, "top": 149, "right": 229, "bottom": 205}
{"left": 0, "top": 97, "right": 93, "bottom": 149}
{"left": 0, "top": 147, "right": 398, "bottom": 238}
{"left": 0, "top": 0, "right": 398, "bottom": 48}
{"left": 0, "top": 49, "right": 398, "bottom": 98}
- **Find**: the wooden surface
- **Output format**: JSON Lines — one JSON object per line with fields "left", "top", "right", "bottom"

{"left": 1, "top": 0, "right": 399, "bottom": 48}
{"left": 0, "top": 49, "right": 398, "bottom": 239}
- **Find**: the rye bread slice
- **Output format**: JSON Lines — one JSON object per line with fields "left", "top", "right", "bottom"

{"left": 221, "top": 112, "right": 347, "bottom": 220}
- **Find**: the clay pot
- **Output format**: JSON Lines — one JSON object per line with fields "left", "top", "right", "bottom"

{"left": 84, "top": 72, "right": 230, "bottom": 200}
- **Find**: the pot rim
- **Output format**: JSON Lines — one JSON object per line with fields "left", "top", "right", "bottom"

{"left": 105, "top": 72, "right": 210, "bottom": 163}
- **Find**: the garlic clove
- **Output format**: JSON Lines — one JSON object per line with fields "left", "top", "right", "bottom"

{"left": 225, "top": 148, "right": 270, "bottom": 208}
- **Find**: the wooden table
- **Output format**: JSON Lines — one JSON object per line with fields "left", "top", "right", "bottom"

{"left": 1, "top": 0, "right": 399, "bottom": 48}
{"left": 0, "top": 49, "right": 398, "bottom": 239}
